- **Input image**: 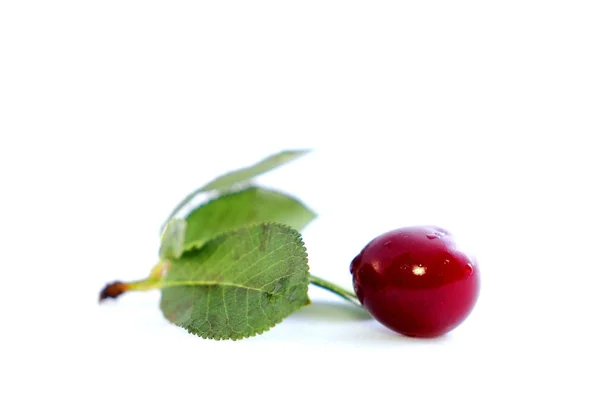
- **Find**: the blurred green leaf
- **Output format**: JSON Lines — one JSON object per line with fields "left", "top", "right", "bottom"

{"left": 159, "top": 219, "right": 187, "bottom": 260}
{"left": 182, "top": 187, "right": 315, "bottom": 250}
{"left": 161, "top": 149, "right": 310, "bottom": 231}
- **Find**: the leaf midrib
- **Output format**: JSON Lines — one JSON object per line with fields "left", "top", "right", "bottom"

{"left": 161, "top": 280, "right": 272, "bottom": 293}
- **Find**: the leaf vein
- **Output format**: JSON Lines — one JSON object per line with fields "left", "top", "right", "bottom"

{"left": 242, "top": 254, "right": 301, "bottom": 286}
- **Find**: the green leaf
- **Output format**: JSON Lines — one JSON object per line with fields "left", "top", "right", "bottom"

{"left": 159, "top": 219, "right": 187, "bottom": 260}
{"left": 200, "top": 149, "right": 310, "bottom": 192}
{"left": 161, "top": 149, "right": 310, "bottom": 231}
{"left": 159, "top": 223, "right": 310, "bottom": 340}
{"left": 182, "top": 187, "right": 316, "bottom": 250}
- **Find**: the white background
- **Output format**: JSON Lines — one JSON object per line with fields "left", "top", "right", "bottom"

{"left": 1, "top": 1, "right": 599, "bottom": 399}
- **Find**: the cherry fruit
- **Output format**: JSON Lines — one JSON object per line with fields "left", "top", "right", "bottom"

{"left": 350, "top": 226, "right": 480, "bottom": 338}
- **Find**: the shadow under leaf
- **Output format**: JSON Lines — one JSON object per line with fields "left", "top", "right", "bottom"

{"left": 290, "top": 300, "right": 372, "bottom": 322}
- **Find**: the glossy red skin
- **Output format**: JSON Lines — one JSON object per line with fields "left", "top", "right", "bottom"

{"left": 351, "top": 226, "right": 480, "bottom": 338}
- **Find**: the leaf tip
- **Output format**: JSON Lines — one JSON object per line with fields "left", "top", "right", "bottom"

{"left": 99, "top": 281, "right": 128, "bottom": 303}
{"left": 292, "top": 148, "right": 312, "bottom": 155}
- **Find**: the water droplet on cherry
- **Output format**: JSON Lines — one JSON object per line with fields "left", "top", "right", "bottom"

{"left": 426, "top": 231, "right": 446, "bottom": 239}
{"left": 465, "top": 263, "right": 474, "bottom": 275}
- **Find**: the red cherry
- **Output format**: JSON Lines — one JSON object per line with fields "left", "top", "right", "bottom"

{"left": 350, "top": 226, "right": 480, "bottom": 338}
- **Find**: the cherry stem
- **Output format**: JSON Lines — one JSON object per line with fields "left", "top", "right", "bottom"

{"left": 100, "top": 273, "right": 362, "bottom": 307}
{"left": 98, "top": 278, "right": 162, "bottom": 302}
{"left": 309, "top": 274, "right": 361, "bottom": 307}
